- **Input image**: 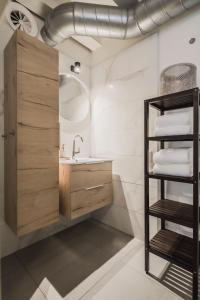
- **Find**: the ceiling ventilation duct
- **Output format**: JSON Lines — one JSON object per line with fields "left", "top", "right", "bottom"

{"left": 41, "top": 0, "right": 200, "bottom": 47}
{"left": 6, "top": 2, "right": 38, "bottom": 37}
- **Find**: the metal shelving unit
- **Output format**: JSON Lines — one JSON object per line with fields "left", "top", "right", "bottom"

{"left": 144, "top": 88, "right": 200, "bottom": 300}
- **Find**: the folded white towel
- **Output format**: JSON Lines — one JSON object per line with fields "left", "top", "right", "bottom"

{"left": 153, "top": 163, "right": 193, "bottom": 177}
{"left": 155, "top": 112, "right": 192, "bottom": 127}
{"left": 154, "top": 125, "right": 192, "bottom": 136}
{"left": 153, "top": 148, "right": 192, "bottom": 165}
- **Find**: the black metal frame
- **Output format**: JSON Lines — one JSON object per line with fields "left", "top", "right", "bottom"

{"left": 144, "top": 88, "right": 200, "bottom": 300}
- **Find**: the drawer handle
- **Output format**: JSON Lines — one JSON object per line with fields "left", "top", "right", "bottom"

{"left": 9, "top": 130, "right": 15, "bottom": 136}
{"left": 86, "top": 161, "right": 105, "bottom": 164}
{"left": 85, "top": 185, "right": 104, "bottom": 191}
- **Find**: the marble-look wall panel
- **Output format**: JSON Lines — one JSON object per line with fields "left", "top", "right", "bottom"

{"left": 59, "top": 53, "right": 91, "bottom": 158}
{"left": 158, "top": 7, "right": 200, "bottom": 237}
{"left": 91, "top": 35, "right": 159, "bottom": 240}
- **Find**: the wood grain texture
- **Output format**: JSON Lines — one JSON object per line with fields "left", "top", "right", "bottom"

{"left": 71, "top": 183, "right": 113, "bottom": 219}
{"left": 70, "top": 162, "right": 112, "bottom": 192}
{"left": 17, "top": 71, "right": 58, "bottom": 129}
{"left": 17, "top": 125, "right": 59, "bottom": 170}
{"left": 17, "top": 169, "right": 59, "bottom": 236}
{"left": 16, "top": 31, "right": 58, "bottom": 81}
{"left": 59, "top": 164, "right": 71, "bottom": 218}
{"left": 4, "top": 31, "right": 59, "bottom": 236}
{"left": 4, "top": 32, "right": 17, "bottom": 233}
{"left": 59, "top": 162, "right": 113, "bottom": 220}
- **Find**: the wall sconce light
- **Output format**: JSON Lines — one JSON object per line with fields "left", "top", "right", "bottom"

{"left": 71, "top": 62, "right": 81, "bottom": 74}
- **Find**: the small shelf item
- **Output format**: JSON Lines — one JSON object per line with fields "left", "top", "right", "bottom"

{"left": 144, "top": 88, "right": 200, "bottom": 300}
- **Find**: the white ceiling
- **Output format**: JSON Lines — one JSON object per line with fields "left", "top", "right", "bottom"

{"left": 43, "top": 0, "right": 117, "bottom": 8}
{"left": 58, "top": 0, "right": 116, "bottom": 6}
{"left": 54, "top": 0, "right": 138, "bottom": 7}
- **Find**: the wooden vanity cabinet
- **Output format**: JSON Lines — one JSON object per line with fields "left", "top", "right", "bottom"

{"left": 59, "top": 162, "right": 113, "bottom": 219}
{"left": 4, "top": 31, "right": 59, "bottom": 236}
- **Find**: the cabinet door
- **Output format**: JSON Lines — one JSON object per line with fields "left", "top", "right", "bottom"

{"left": 4, "top": 32, "right": 17, "bottom": 232}
{"left": 16, "top": 31, "right": 58, "bottom": 81}
{"left": 16, "top": 31, "right": 59, "bottom": 236}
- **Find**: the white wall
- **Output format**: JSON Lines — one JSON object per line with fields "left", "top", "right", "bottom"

{"left": 91, "top": 35, "right": 159, "bottom": 240}
{"left": 0, "top": 4, "right": 91, "bottom": 257}
{"left": 59, "top": 53, "right": 91, "bottom": 158}
{"left": 91, "top": 7, "right": 200, "bottom": 240}
{"left": 158, "top": 8, "right": 200, "bottom": 237}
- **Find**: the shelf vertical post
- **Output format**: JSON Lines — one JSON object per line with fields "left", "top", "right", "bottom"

{"left": 160, "top": 110, "right": 165, "bottom": 230}
{"left": 144, "top": 100, "right": 150, "bottom": 274}
{"left": 192, "top": 88, "right": 199, "bottom": 300}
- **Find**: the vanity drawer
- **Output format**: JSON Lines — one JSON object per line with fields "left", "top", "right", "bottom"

{"left": 70, "top": 162, "right": 112, "bottom": 192}
{"left": 71, "top": 183, "right": 113, "bottom": 219}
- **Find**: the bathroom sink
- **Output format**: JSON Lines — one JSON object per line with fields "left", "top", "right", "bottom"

{"left": 59, "top": 157, "right": 112, "bottom": 165}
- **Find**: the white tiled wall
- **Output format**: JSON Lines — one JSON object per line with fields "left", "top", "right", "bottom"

{"left": 91, "top": 7, "right": 200, "bottom": 240}
{"left": 91, "top": 35, "right": 159, "bottom": 239}
{"left": 158, "top": 7, "right": 200, "bottom": 237}
{"left": 59, "top": 53, "right": 91, "bottom": 158}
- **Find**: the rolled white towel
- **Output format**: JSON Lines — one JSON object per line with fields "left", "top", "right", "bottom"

{"left": 153, "top": 163, "right": 193, "bottom": 177}
{"left": 154, "top": 125, "right": 192, "bottom": 136}
{"left": 153, "top": 148, "right": 192, "bottom": 165}
{"left": 155, "top": 112, "right": 192, "bottom": 127}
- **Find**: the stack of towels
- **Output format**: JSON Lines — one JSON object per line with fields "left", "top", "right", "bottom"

{"left": 155, "top": 111, "right": 192, "bottom": 136}
{"left": 153, "top": 148, "right": 193, "bottom": 177}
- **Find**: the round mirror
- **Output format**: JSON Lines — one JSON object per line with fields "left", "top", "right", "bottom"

{"left": 59, "top": 73, "right": 90, "bottom": 123}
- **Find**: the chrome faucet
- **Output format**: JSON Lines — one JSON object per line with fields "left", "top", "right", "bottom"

{"left": 72, "top": 135, "right": 83, "bottom": 159}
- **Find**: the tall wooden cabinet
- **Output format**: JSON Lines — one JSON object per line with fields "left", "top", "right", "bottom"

{"left": 4, "top": 31, "right": 59, "bottom": 236}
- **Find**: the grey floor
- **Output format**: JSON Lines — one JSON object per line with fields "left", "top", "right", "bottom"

{"left": 1, "top": 219, "right": 132, "bottom": 300}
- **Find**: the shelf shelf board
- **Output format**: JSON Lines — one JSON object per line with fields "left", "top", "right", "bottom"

{"left": 148, "top": 135, "right": 194, "bottom": 142}
{"left": 149, "top": 229, "right": 198, "bottom": 272}
{"left": 145, "top": 88, "right": 198, "bottom": 111}
{"left": 148, "top": 172, "right": 194, "bottom": 184}
{"left": 149, "top": 199, "right": 197, "bottom": 228}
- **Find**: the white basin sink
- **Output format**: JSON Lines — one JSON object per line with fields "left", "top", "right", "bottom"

{"left": 59, "top": 157, "right": 112, "bottom": 165}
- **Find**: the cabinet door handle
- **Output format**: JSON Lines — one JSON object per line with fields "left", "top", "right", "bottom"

{"left": 9, "top": 130, "right": 15, "bottom": 136}
{"left": 1, "top": 134, "right": 7, "bottom": 139}
{"left": 85, "top": 185, "right": 104, "bottom": 191}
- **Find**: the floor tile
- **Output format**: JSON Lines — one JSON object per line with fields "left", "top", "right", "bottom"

{"left": 82, "top": 248, "right": 114, "bottom": 269}
{"left": 64, "top": 239, "right": 184, "bottom": 300}
{"left": 123, "top": 246, "right": 168, "bottom": 277}
{"left": 82, "top": 265, "right": 171, "bottom": 300}
{"left": 83, "top": 223, "right": 132, "bottom": 252}
{"left": 56, "top": 221, "right": 94, "bottom": 242}
{"left": 31, "top": 289, "right": 46, "bottom": 300}
{"left": 1, "top": 254, "right": 22, "bottom": 277}
{"left": 161, "top": 291, "right": 183, "bottom": 300}
{"left": 1, "top": 257, "right": 37, "bottom": 300}
{"left": 48, "top": 248, "right": 113, "bottom": 297}
{"left": 2, "top": 220, "right": 132, "bottom": 300}
{"left": 64, "top": 239, "right": 141, "bottom": 300}
{"left": 48, "top": 256, "right": 96, "bottom": 297}
{"left": 17, "top": 236, "right": 98, "bottom": 285}
{"left": 32, "top": 278, "right": 63, "bottom": 300}
{"left": 57, "top": 234, "right": 98, "bottom": 258}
